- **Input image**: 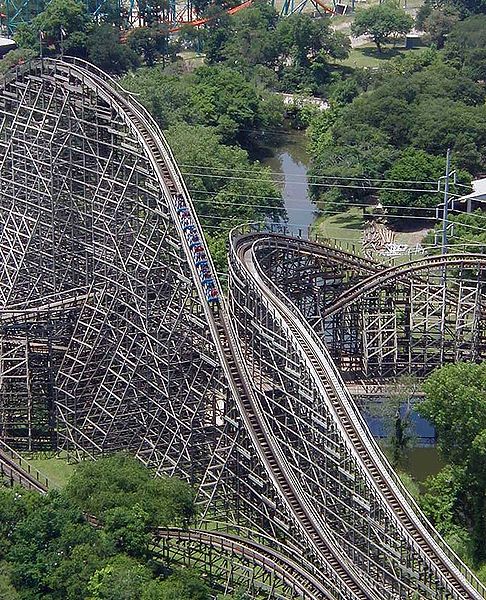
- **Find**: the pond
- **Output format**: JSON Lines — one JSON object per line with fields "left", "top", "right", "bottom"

{"left": 406, "top": 446, "right": 444, "bottom": 482}
{"left": 260, "top": 131, "right": 316, "bottom": 237}
{"left": 365, "top": 403, "right": 442, "bottom": 482}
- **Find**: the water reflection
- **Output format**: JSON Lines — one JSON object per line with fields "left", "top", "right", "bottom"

{"left": 261, "top": 133, "right": 316, "bottom": 237}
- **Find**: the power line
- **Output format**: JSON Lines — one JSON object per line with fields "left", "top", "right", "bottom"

{"left": 187, "top": 189, "right": 442, "bottom": 214}
{"left": 450, "top": 208, "right": 486, "bottom": 223}
{"left": 179, "top": 162, "right": 474, "bottom": 191}
{"left": 182, "top": 171, "right": 455, "bottom": 194}
{"left": 196, "top": 211, "right": 442, "bottom": 226}
{"left": 444, "top": 219, "right": 486, "bottom": 235}
{"left": 181, "top": 169, "right": 469, "bottom": 198}
{"left": 179, "top": 163, "right": 467, "bottom": 188}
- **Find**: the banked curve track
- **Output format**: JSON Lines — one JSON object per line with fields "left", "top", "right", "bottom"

{"left": 231, "top": 233, "right": 486, "bottom": 599}
{"left": 1, "top": 59, "right": 485, "bottom": 600}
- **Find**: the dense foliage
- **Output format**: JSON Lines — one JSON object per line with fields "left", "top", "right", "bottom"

{"left": 308, "top": 48, "right": 485, "bottom": 216}
{"left": 122, "top": 64, "right": 283, "bottom": 145}
{"left": 424, "top": 210, "right": 486, "bottom": 252}
{"left": 200, "top": 2, "right": 350, "bottom": 94}
{"left": 0, "top": 454, "right": 225, "bottom": 600}
{"left": 418, "top": 363, "right": 486, "bottom": 569}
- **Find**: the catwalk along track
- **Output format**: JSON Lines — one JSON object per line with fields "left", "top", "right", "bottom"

{"left": 0, "top": 59, "right": 485, "bottom": 599}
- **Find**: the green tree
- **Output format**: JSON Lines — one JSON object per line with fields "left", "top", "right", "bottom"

{"left": 33, "top": 0, "right": 91, "bottom": 55}
{"left": 122, "top": 64, "right": 285, "bottom": 146}
{"left": 104, "top": 505, "right": 152, "bottom": 558}
{"left": 328, "top": 78, "right": 360, "bottom": 108}
{"left": 420, "top": 362, "right": 486, "bottom": 467}
{"left": 201, "top": 7, "right": 233, "bottom": 64}
{"left": 477, "top": 563, "right": 486, "bottom": 586}
{"left": 189, "top": 65, "right": 283, "bottom": 144}
{"left": 379, "top": 149, "right": 449, "bottom": 217}
{"left": 420, "top": 466, "right": 475, "bottom": 563}
{"left": 420, "top": 465, "right": 464, "bottom": 534}
{"left": 127, "top": 26, "right": 172, "bottom": 67}
{"left": 87, "top": 555, "right": 154, "bottom": 600}
{"left": 202, "top": 6, "right": 348, "bottom": 92}
{"left": 415, "top": 0, "right": 433, "bottom": 29}
{"left": 444, "top": 15, "right": 486, "bottom": 80}
{"left": 144, "top": 570, "right": 210, "bottom": 600}
{"left": 419, "top": 362, "right": 486, "bottom": 558}
{"left": 410, "top": 99, "right": 486, "bottom": 173}
{"left": 122, "top": 69, "right": 194, "bottom": 129}
{"left": 220, "top": 1, "right": 279, "bottom": 76}
{"left": 275, "top": 13, "right": 349, "bottom": 92}
{"left": 351, "top": 2, "right": 414, "bottom": 53}
{"left": 13, "top": 24, "right": 39, "bottom": 52}
{"left": 87, "top": 24, "right": 140, "bottom": 74}
{"left": 0, "top": 468, "right": 211, "bottom": 600}
{"left": 65, "top": 454, "right": 151, "bottom": 517}
{"left": 0, "top": 487, "right": 30, "bottom": 558}
{"left": 88, "top": 0, "right": 124, "bottom": 26}
{"left": 50, "top": 541, "right": 115, "bottom": 600}
{"left": 309, "top": 121, "right": 397, "bottom": 210}
{"left": 449, "top": 0, "right": 486, "bottom": 15}
{"left": 397, "top": 471, "right": 420, "bottom": 501}
{"left": 443, "top": 526, "right": 475, "bottom": 565}
{"left": 343, "top": 79, "right": 414, "bottom": 146}
{"left": 147, "top": 477, "right": 197, "bottom": 527}
{"left": 7, "top": 490, "right": 97, "bottom": 597}
{"left": 422, "top": 7, "right": 460, "bottom": 48}
{"left": 0, "top": 563, "right": 19, "bottom": 600}
{"left": 64, "top": 453, "right": 196, "bottom": 527}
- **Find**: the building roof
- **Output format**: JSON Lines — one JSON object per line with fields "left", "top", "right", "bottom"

{"left": 0, "top": 37, "right": 17, "bottom": 58}
{"left": 457, "top": 177, "right": 486, "bottom": 204}
{"left": 0, "top": 37, "right": 16, "bottom": 49}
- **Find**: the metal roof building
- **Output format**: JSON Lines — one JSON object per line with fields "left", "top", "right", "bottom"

{"left": 0, "top": 37, "right": 16, "bottom": 57}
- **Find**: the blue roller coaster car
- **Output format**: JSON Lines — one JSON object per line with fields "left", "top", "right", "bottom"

{"left": 206, "top": 289, "right": 219, "bottom": 303}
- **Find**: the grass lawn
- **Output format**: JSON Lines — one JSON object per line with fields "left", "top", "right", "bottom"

{"left": 336, "top": 44, "right": 429, "bottom": 69}
{"left": 312, "top": 207, "right": 365, "bottom": 244}
{"left": 28, "top": 455, "right": 76, "bottom": 489}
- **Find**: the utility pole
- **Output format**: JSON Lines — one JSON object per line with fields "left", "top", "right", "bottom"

{"left": 441, "top": 147, "right": 452, "bottom": 255}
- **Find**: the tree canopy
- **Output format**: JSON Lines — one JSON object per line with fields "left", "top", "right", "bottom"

{"left": 201, "top": 3, "right": 349, "bottom": 93}
{"left": 0, "top": 454, "right": 207, "bottom": 599}
{"left": 419, "top": 362, "right": 486, "bottom": 560}
{"left": 421, "top": 362, "right": 486, "bottom": 467}
{"left": 380, "top": 149, "right": 470, "bottom": 218}
{"left": 65, "top": 453, "right": 196, "bottom": 527}
{"left": 307, "top": 53, "right": 486, "bottom": 216}
{"left": 351, "top": 2, "right": 413, "bottom": 53}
